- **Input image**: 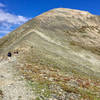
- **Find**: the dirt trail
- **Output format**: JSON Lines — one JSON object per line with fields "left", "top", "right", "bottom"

{"left": 0, "top": 57, "right": 35, "bottom": 100}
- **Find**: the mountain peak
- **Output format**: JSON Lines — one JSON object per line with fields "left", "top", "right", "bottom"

{"left": 54, "top": 8, "right": 91, "bottom": 15}
{"left": 37, "top": 8, "right": 94, "bottom": 21}
{"left": 0, "top": 7, "right": 100, "bottom": 100}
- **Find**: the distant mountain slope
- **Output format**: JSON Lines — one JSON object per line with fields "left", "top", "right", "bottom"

{"left": 0, "top": 8, "right": 100, "bottom": 100}
{"left": 0, "top": 8, "right": 100, "bottom": 76}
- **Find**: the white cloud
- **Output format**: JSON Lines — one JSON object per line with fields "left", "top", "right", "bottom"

{"left": 0, "top": 30, "right": 10, "bottom": 34}
{"left": 0, "top": 3, "right": 31, "bottom": 38}
{"left": 0, "top": 3, "right": 5, "bottom": 7}
{"left": 0, "top": 9, "right": 29, "bottom": 25}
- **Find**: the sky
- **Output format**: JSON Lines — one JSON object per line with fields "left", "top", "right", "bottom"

{"left": 0, "top": 0, "right": 100, "bottom": 38}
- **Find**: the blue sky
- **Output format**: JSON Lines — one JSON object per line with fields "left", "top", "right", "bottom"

{"left": 0, "top": 0, "right": 100, "bottom": 38}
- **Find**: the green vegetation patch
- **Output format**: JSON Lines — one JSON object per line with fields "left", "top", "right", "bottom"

{"left": 28, "top": 81, "right": 51, "bottom": 98}
{"left": 0, "top": 90, "right": 3, "bottom": 99}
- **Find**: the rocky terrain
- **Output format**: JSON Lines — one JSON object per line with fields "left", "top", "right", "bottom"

{"left": 0, "top": 8, "right": 100, "bottom": 100}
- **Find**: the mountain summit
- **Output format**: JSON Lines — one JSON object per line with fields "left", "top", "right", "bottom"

{"left": 0, "top": 8, "right": 100, "bottom": 100}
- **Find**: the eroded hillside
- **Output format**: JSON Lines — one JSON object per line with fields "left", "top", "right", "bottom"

{"left": 0, "top": 8, "right": 100, "bottom": 100}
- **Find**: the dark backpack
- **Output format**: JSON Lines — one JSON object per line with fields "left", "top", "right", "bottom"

{"left": 8, "top": 52, "right": 12, "bottom": 57}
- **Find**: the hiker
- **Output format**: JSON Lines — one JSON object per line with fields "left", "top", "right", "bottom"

{"left": 8, "top": 52, "right": 12, "bottom": 57}
{"left": 14, "top": 51, "right": 18, "bottom": 54}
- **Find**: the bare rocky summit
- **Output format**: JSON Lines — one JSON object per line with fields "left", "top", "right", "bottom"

{"left": 0, "top": 8, "right": 100, "bottom": 100}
